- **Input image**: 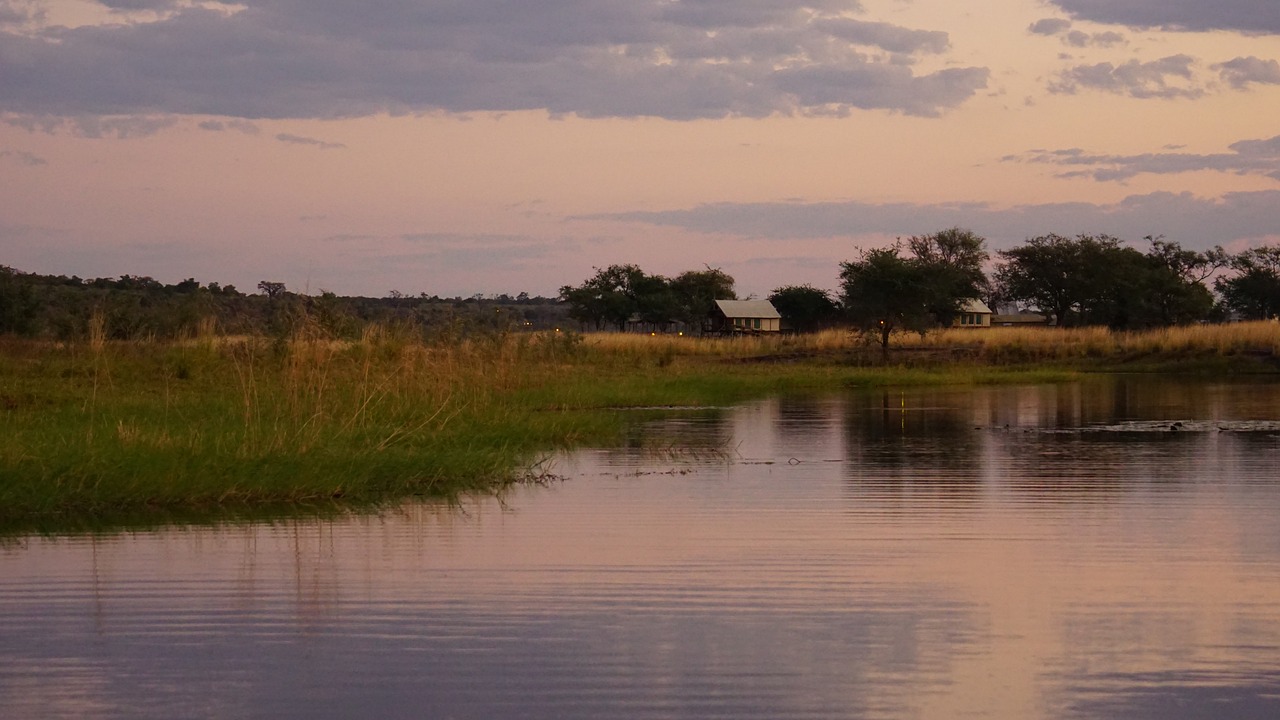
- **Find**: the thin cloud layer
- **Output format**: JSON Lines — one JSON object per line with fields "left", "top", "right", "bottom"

{"left": 1050, "top": 55, "right": 1202, "bottom": 99}
{"left": 0, "top": 149, "right": 46, "bottom": 166}
{"left": 1047, "top": 1, "right": 1280, "bottom": 35}
{"left": 0, "top": 1, "right": 42, "bottom": 26}
{"left": 0, "top": 0, "right": 989, "bottom": 123}
{"left": 592, "top": 190, "right": 1280, "bottom": 250}
{"left": 1214, "top": 57, "right": 1280, "bottom": 89}
{"left": 2, "top": 113, "right": 179, "bottom": 138}
{"left": 275, "top": 133, "right": 345, "bottom": 150}
{"left": 1027, "top": 18, "right": 1125, "bottom": 47}
{"left": 198, "top": 119, "right": 260, "bottom": 134}
{"left": 1007, "top": 135, "right": 1280, "bottom": 182}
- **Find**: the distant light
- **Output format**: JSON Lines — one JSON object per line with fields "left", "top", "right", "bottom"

{"left": 650, "top": 332, "right": 656, "bottom": 336}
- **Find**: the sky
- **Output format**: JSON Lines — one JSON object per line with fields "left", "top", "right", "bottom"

{"left": 2, "top": 0, "right": 1279, "bottom": 298}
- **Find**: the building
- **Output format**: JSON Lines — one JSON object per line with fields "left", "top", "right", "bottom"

{"left": 708, "top": 300, "right": 782, "bottom": 334}
{"left": 625, "top": 315, "right": 686, "bottom": 334}
{"left": 991, "top": 311, "right": 1052, "bottom": 327}
{"left": 953, "top": 299, "right": 993, "bottom": 328}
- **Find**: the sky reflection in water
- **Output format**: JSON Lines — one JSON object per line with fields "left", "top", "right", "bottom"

{"left": 1, "top": 377, "right": 1278, "bottom": 719}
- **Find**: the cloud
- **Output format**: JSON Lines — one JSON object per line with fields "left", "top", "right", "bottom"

{"left": 3, "top": 113, "right": 178, "bottom": 138}
{"left": 1227, "top": 136, "right": 1280, "bottom": 157}
{"left": 400, "top": 232, "right": 542, "bottom": 246}
{"left": 98, "top": 0, "right": 183, "bottom": 10}
{"left": 1213, "top": 56, "right": 1280, "bottom": 89}
{"left": 586, "top": 190, "right": 1280, "bottom": 251}
{"left": 274, "top": 133, "right": 345, "bottom": 150}
{"left": 1049, "top": 55, "right": 1203, "bottom": 98}
{"left": 814, "top": 18, "right": 950, "bottom": 54}
{"left": 1063, "top": 30, "right": 1125, "bottom": 48}
{"left": 1005, "top": 134, "right": 1280, "bottom": 181}
{"left": 0, "top": 1, "right": 988, "bottom": 122}
{"left": 198, "top": 118, "right": 261, "bottom": 134}
{"left": 0, "top": 149, "right": 45, "bottom": 166}
{"left": 1047, "top": 1, "right": 1280, "bottom": 34}
{"left": 0, "top": 1, "right": 43, "bottom": 27}
{"left": 1029, "top": 19, "right": 1073, "bottom": 36}
{"left": 1028, "top": 18, "right": 1125, "bottom": 47}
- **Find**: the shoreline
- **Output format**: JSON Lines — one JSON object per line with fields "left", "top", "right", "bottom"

{"left": 2, "top": 324, "right": 1277, "bottom": 533}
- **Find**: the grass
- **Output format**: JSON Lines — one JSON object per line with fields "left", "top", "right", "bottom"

{"left": 580, "top": 321, "right": 1280, "bottom": 367}
{"left": 1, "top": 320, "right": 1277, "bottom": 531}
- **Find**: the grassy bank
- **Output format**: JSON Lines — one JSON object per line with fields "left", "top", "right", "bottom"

{"left": 1, "top": 321, "right": 1277, "bottom": 529}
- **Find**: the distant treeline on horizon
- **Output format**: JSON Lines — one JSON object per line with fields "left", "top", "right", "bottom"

{"left": 0, "top": 266, "right": 569, "bottom": 341}
{"left": 3, "top": 229, "right": 1279, "bottom": 342}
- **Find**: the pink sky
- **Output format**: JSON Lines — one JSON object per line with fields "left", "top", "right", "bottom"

{"left": 2, "top": 0, "right": 1279, "bottom": 298}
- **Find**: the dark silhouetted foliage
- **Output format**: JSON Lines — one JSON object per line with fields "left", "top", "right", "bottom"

{"left": 769, "top": 285, "right": 839, "bottom": 333}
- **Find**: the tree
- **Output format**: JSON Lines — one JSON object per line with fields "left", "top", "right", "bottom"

{"left": 768, "top": 285, "right": 839, "bottom": 333}
{"left": 171, "top": 278, "right": 200, "bottom": 294}
{"left": 906, "top": 228, "right": 988, "bottom": 284}
{"left": 995, "top": 234, "right": 1123, "bottom": 327}
{"left": 0, "top": 266, "right": 39, "bottom": 336}
{"left": 629, "top": 270, "right": 679, "bottom": 327}
{"left": 559, "top": 283, "right": 612, "bottom": 330}
{"left": 670, "top": 267, "right": 736, "bottom": 331}
{"left": 1141, "top": 236, "right": 1223, "bottom": 326}
{"left": 841, "top": 231, "right": 989, "bottom": 353}
{"left": 839, "top": 247, "right": 938, "bottom": 354}
{"left": 1216, "top": 245, "right": 1280, "bottom": 320}
{"left": 997, "top": 234, "right": 1221, "bottom": 329}
{"left": 559, "top": 264, "right": 674, "bottom": 331}
{"left": 905, "top": 227, "right": 989, "bottom": 326}
{"left": 257, "top": 280, "right": 287, "bottom": 299}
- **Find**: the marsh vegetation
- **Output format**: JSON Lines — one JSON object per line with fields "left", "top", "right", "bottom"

{"left": 2, "top": 316, "right": 1278, "bottom": 529}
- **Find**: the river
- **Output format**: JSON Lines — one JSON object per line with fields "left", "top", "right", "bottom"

{"left": 2, "top": 377, "right": 1279, "bottom": 719}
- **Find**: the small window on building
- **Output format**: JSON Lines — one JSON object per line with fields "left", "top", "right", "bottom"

{"left": 754, "top": 318, "right": 761, "bottom": 329}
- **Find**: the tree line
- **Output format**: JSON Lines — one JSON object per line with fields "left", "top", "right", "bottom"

{"left": 0, "top": 270, "right": 569, "bottom": 341}
{"left": 3, "top": 231, "right": 1277, "bottom": 344}
{"left": 557, "top": 230, "right": 1280, "bottom": 349}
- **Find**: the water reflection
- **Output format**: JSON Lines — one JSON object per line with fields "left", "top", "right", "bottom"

{"left": 1, "top": 377, "right": 1278, "bottom": 719}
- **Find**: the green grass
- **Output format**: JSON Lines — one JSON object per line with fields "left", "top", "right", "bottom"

{"left": 1, "top": 323, "right": 1274, "bottom": 532}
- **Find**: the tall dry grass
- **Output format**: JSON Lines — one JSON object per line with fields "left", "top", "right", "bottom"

{"left": 919, "top": 321, "right": 1280, "bottom": 363}
{"left": 582, "top": 321, "right": 1280, "bottom": 365}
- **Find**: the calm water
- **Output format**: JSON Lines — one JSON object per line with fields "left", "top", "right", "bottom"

{"left": 3, "top": 377, "right": 1280, "bottom": 719}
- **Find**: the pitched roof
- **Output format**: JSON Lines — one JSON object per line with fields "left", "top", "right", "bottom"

{"left": 714, "top": 299, "right": 781, "bottom": 319}
{"left": 962, "top": 298, "right": 992, "bottom": 314}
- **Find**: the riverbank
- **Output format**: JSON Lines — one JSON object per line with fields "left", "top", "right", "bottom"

{"left": 2, "top": 322, "right": 1277, "bottom": 530}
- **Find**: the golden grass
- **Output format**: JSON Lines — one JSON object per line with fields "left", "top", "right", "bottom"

{"left": 921, "top": 322, "right": 1280, "bottom": 361}
{"left": 579, "top": 321, "right": 1280, "bottom": 365}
